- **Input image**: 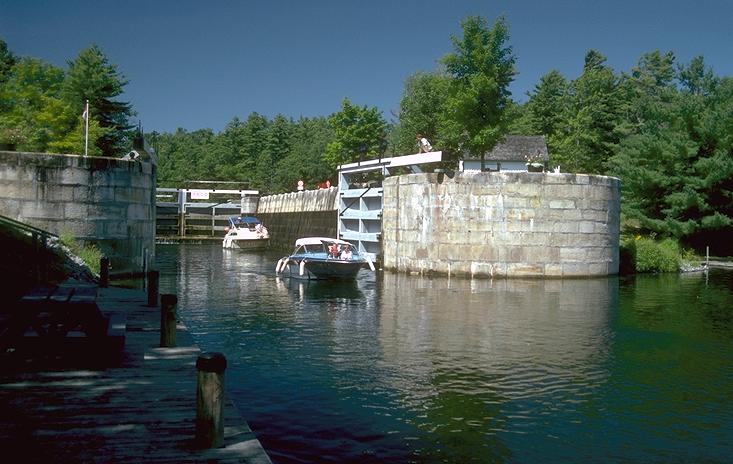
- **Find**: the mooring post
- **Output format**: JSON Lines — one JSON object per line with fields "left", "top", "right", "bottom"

{"left": 100, "top": 257, "right": 110, "bottom": 288}
{"left": 196, "top": 352, "right": 227, "bottom": 448}
{"left": 147, "top": 270, "right": 159, "bottom": 307}
{"left": 160, "top": 294, "right": 177, "bottom": 347}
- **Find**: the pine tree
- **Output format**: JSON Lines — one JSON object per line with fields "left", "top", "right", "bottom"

{"left": 63, "top": 45, "right": 134, "bottom": 157}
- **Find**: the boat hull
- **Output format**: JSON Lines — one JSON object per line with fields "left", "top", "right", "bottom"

{"left": 223, "top": 237, "right": 269, "bottom": 250}
{"left": 281, "top": 258, "right": 365, "bottom": 280}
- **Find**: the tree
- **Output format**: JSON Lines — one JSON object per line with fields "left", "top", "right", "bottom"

{"left": 609, "top": 56, "right": 733, "bottom": 253}
{"left": 255, "top": 114, "right": 292, "bottom": 192}
{"left": 0, "top": 39, "right": 17, "bottom": 83}
{"left": 524, "top": 70, "right": 569, "bottom": 138}
{"left": 391, "top": 71, "right": 449, "bottom": 155}
{"left": 554, "top": 50, "right": 623, "bottom": 174}
{"left": 324, "top": 98, "right": 387, "bottom": 169}
{"left": 273, "top": 116, "right": 334, "bottom": 193}
{"left": 439, "top": 16, "right": 516, "bottom": 169}
{"left": 63, "top": 45, "right": 134, "bottom": 157}
{"left": 0, "top": 57, "right": 84, "bottom": 152}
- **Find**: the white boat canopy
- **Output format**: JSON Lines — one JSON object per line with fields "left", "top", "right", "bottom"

{"left": 294, "top": 237, "right": 352, "bottom": 247}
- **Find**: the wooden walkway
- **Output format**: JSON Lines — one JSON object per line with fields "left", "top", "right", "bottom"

{"left": 0, "top": 286, "right": 272, "bottom": 463}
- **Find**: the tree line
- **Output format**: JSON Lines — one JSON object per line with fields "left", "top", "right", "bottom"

{"left": 2, "top": 15, "right": 732, "bottom": 254}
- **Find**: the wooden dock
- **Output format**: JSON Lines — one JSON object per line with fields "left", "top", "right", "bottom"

{"left": 0, "top": 286, "right": 272, "bottom": 463}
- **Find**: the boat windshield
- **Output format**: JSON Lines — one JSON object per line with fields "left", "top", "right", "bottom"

{"left": 230, "top": 216, "right": 262, "bottom": 229}
{"left": 293, "top": 242, "right": 358, "bottom": 257}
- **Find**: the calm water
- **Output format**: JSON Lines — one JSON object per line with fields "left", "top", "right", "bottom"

{"left": 157, "top": 243, "right": 733, "bottom": 464}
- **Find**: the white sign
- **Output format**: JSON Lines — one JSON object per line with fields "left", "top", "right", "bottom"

{"left": 190, "top": 189, "right": 210, "bottom": 200}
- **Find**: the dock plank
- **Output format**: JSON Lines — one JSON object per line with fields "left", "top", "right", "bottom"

{"left": 0, "top": 286, "right": 272, "bottom": 463}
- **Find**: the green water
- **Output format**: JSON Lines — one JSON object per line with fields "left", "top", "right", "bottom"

{"left": 157, "top": 244, "right": 733, "bottom": 463}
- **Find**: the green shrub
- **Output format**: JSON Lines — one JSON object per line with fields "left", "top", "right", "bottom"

{"left": 59, "top": 231, "right": 102, "bottom": 274}
{"left": 634, "top": 237, "right": 680, "bottom": 273}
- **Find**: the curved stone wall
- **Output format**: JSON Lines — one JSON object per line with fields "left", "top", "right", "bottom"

{"left": 0, "top": 151, "right": 156, "bottom": 273}
{"left": 381, "top": 171, "right": 620, "bottom": 278}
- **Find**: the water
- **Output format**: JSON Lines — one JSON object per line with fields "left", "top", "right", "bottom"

{"left": 156, "top": 243, "right": 733, "bottom": 463}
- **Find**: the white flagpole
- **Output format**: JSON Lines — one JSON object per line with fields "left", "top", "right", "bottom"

{"left": 84, "top": 99, "right": 89, "bottom": 156}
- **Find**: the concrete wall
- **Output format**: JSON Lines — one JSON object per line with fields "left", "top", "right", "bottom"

{"left": 0, "top": 151, "right": 156, "bottom": 273}
{"left": 381, "top": 171, "right": 620, "bottom": 278}
{"left": 257, "top": 187, "right": 338, "bottom": 250}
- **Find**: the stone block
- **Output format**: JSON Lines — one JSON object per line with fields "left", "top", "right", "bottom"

{"left": 578, "top": 221, "right": 597, "bottom": 234}
{"left": 560, "top": 247, "right": 587, "bottom": 262}
{"left": 544, "top": 263, "right": 564, "bottom": 277}
{"left": 59, "top": 167, "right": 91, "bottom": 186}
{"left": 552, "top": 222, "right": 579, "bottom": 234}
{"left": 521, "top": 245, "right": 551, "bottom": 264}
{"left": 549, "top": 199, "right": 576, "bottom": 209}
{"left": 587, "top": 262, "right": 609, "bottom": 276}
{"left": 561, "top": 262, "right": 591, "bottom": 276}
{"left": 507, "top": 263, "right": 544, "bottom": 277}
{"left": 0, "top": 198, "right": 20, "bottom": 218}
{"left": 88, "top": 186, "right": 115, "bottom": 202}
{"left": 21, "top": 201, "right": 64, "bottom": 221}
{"left": 63, "top": 202, "right": 89, "bottom": 220}
{"left": 563, "top": 174, "right": 585, "bottom": 184}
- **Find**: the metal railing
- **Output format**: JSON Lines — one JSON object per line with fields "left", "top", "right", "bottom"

{"left": 0, "top": 214, "right": 58, "bottom": 285}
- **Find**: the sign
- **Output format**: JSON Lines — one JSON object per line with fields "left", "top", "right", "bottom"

{"left": 297, "top": 180, "right": 304, "bottom": 191}
{"left": 190, "top": 189, "right": 210, "bottom": 200}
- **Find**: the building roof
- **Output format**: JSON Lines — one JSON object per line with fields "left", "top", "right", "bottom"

{"left": 464, "top": 135, "right": 549, "bottom": 162}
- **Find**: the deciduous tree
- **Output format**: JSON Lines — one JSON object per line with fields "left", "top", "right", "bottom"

{"left": 391, "top": 72, "right": 449, "bottom": 155}
{"left": 439, "top": 16, "right": 516, "bottom": 169}
{"left": 324, "top": 98, "right": 387, "bottom": 169}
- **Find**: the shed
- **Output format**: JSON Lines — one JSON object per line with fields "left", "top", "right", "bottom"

{"left": 459, "top": 135, "right": 549, "bottom": 172}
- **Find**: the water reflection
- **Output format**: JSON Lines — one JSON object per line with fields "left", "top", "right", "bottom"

{"left": 376, "top": 274, "right": 617, "bottom": 463}
{"left": 156, "top": 244, "right": 733, "bottom": 464}
{"left": 276, "top": 277, "right": 364, "bottom": 302}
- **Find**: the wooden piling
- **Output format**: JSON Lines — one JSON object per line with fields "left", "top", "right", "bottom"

{"left": 160, "top": 294, "right": 177, "bottom": 347}
{"left": 196, "top": 352, "right": 227, "bottom": 448}
{"left": 100, "top": 257, "right": 110, "bottom": 288}
{"left": 146, "top": 270, "right": 159, "bottom": 307}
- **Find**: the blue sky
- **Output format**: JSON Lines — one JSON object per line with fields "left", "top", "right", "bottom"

{"left": 2, "top": 0, "right": 732, "bottom": 133}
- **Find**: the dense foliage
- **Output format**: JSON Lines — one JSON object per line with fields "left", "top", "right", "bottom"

{"left": 2, "top": 14, "right": 733, "bottom": 253}
{"left": 0, "top": 40, "right": 133, "bottom": 157}
{"left": 150, "top": 114, "right": 335, "bottom": 192}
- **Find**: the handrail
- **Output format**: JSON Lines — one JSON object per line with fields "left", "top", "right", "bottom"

{"left": 0, "top": 213, "right": 57, "bottom": 240}
{"left": 0, "top": 214, "right": 58, "bottom": 286}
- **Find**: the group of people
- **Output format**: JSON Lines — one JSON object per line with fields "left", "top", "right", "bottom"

{"left": 328, "top": 243, "right": 353, "bottom": 260}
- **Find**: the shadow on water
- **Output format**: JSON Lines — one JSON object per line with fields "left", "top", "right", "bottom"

{"left": 156, "top": 244, "right": 733, "bottom": 464}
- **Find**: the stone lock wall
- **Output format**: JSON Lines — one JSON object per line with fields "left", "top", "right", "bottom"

{"left": 256, "top": 187, "right": 339, "bottom": 250}
{"left": 0, "top": 151, "right": 156, "bottom": 273}
{"left": 381, "top": 171, "right": 620, "bottom": 278}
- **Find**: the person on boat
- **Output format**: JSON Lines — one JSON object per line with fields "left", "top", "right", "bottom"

{"left": 339, "top": 245, "right": 353, "bottom": 260}
{"left": 328, "top": 243, "right": 339, "bottom": 258}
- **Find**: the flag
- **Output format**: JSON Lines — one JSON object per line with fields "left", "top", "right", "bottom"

{"left": 82, "top": 99, "right": 89, "bottom": 156}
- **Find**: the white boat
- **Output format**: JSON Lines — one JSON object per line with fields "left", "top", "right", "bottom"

{"left": 275, "top": 237, "right": 375, "bottom": 280}
{"left": 222, "top": 216, "right": 269, "bottom": 250}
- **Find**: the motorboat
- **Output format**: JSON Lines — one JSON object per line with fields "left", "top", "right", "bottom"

{"left": 275, "top": 237, "right": 375, "bottom": 280}
{"left": 222, "top": 216, "right": 269, "bottom": 250}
